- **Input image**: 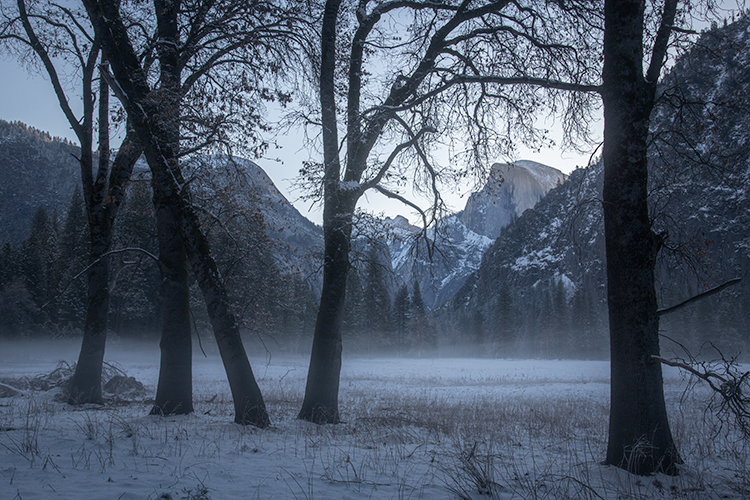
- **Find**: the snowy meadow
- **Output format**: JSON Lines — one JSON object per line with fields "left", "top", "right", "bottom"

{"left": 1, "top": 339, "right": 748, "bottom": 499}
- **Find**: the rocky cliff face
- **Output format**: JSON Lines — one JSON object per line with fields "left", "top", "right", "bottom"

{"left": 0, "top": 114, "right": 564, "bottom": 311}
{"left": 460, "top": 161, "right": 566, "bottom": 239}
{"left": 387, "top": 161, "right": 565, "bottom": 309}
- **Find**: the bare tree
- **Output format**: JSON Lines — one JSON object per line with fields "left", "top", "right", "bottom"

{"left": 654, "top": 341, "right": 750, "bottom": 439}
{"left": 0, "top": 0, "right": 142, "bottom": 403}
{"left": 78, "top": 0, "right": 300, "bottom": 425}
{"left": 297, "top": 0, "right": 601, "bottom": 423}
{"left": 598, "top": 0, "right": 717, "bottom": 476}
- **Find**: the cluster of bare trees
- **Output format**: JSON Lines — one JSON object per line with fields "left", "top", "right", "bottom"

{"left": 0, "top": 0, "right": 734, "bottom": 477}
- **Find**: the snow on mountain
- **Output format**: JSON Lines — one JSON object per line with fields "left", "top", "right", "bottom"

{"left": 441, "top": 14, "right": 750, "bottom": 358}
{"left": 183, "top": 156, "right": 562, "bottom": 310}
{"left": 0, "top": 114, "right": 563, "bottom": 309}
{"left": 386, "top": 161, "right": 565, "bottom": 308}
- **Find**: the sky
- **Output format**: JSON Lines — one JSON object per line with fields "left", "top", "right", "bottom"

{"left": 0, "top": 54, "right": 601, "bottom": 226}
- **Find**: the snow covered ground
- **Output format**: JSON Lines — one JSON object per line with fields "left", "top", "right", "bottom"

{"left": 1, "top": 338, "right": 748, "bottom": 499}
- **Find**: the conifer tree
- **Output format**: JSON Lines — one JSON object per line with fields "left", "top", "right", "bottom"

{"left": 410, "top": 281, "right": 432, "bottom": 354}
{"left": 0, "top": 241, "right": 36, "bottom": 336}
{"left": 363, "top": 245, "right": 391, "bottom": 349}
{"left": 391, "top": 284, "right": 410, "bottom": 352}
{"left": 109, "top": 182, "right": 160, "bottom": 335}
{"left": 494, "top": 282, "right": 516, "bottom": 350}
{"left": 55, "top": 189, "right": 89, "bottom": 329}
{"left": 411, "top": 282, "right": 425, "bottom": 317}
{"left": 342, "top": 270, "right": 365, "bottom": 342}
{"left": 20, "top": 206, "right": 57, "bottom": 321}
{"left": 0, "top": 242, "right": 14, "bottom": 290}
{"left": 552, "top": 279, "right": 569, "bottom": 355}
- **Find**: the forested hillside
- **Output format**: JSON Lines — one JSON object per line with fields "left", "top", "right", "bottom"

{"left": 0, "top": 120, "right": 80, "bottom": 244}
{"left": 3, "top": 17, "right": 748, "bottom": 358}
{"left": 0, "top": 156, "right": 321, "bottom": 342}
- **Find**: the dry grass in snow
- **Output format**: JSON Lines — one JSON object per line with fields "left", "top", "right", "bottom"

{"left": 0, "top": 338, "right": 748, "bottom": 499}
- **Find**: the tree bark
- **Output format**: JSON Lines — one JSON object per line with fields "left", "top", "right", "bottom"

{"left": 601, "top": 0, "right": 679, "bottom": 475}
{"left": 68, "top": 82, "right": 140, "bottom": 404}
{"left": 298, "top": 194, "right": 355, "bottom": 423}
{"left": 150, "top": 203, "right": 193, "bottom": 415}
{"left": 175, "top": 199, "right": 268, "bottom": 426}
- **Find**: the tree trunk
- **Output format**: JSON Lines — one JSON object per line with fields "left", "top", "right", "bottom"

{"left": 82, "top": 0, "right": 269, "bottom": 426}
{"left": 601, "top": 0, "right": 679, "bottom": 475}
{"left": 149, "top": 0, "right": 193, "bottom": 417}
{"left": 177, "top": 203, "right": 268, "bottom": 426}
{"left": 68, "top": 227, "right": 108, "bottom": 403}
{"left": 68, "top": 94, "right": 140, "bottom": 404}
{"left": 298, "top": 0, "right": 349, "bottom": 424}
{"left": 150, "top": 202, "right": 192, "bottom": 415}
{"left": 298, "top": 195, "right": 354, "bottom": 423}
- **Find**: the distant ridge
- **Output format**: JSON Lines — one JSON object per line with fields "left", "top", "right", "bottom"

{"left": 386, "top": 160, "right": 565, "bottom": 308}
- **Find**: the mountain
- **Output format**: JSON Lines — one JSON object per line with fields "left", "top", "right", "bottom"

{"left": 441, "top": 15, "right": 750, "bottom": 359}
{"left": 0, "top": 114, "right": 564, "bottom": 312}
{"left": 186, "top": 156, "right": 564, "bottom": 311}
{"left": 186, "top": 156, "right": 323, "bottom": 282}
{"left": 0, "top": 120, "right": 81, "bottom": 244}
{"left": 383, "top": 161, "right": 565, "bottom": 309}
{"left": 460, "top": 161, "right": 566, "bottom": 239}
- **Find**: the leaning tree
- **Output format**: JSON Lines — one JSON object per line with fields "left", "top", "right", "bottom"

{"left": 297, "top": 0, "right": 601, "bottom": 423}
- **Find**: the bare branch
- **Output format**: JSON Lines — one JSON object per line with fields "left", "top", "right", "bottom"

{"left": 646, "top": 0, "right": 679, "bottom": 83}
{"left": 15, "top": 0, "right": 87, "bottom": 140}
{"left": 361, "top": 125, "right": 436, "bottom": 192}
{"left": 43, "top": 247, "right": 160, "bottom": 309}
{"left": 657, "top": 278, "right": 741, "bottom": 316}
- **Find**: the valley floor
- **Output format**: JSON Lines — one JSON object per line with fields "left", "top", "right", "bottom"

{"left": 0, "top": 338, "right": 748, "bottom": 499}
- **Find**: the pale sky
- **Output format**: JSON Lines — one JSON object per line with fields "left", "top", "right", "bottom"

{"left": 0, "top": 54, "right": 600, "bottom": 226}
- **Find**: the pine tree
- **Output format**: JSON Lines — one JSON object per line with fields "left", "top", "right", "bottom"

{"left": 342, "top": 270, "right": 365, "bottom": 343}
{"left": 55, "top": 189, "right": 89, "bottom": 330}
{"left": 391, "top": 284, "right": 410, "bottom": 352}
{"left": 538, "top": 288, "right": 554, "bottom": 356}
{"left": 0, "top": 242, "right": 14, "bottom": 290}
{"left": 363, "top": 245, "right": 391, "bottom": 349}
{"left": 494, "top": 281, "right": 516, "bottom": 351}
{"left": 109, "top": 182, "right": 160, "bottom": 335}
{"left": 411, "top": 281, "right": 424, "bottom": 312}
{"left": 409, "top": 281, "right": 433, "bottom": 354}
{"left": 207, "top": 208, "right": 286, "bottom": 335}
{"left": 0, "top": 241, "right": 37, "bottom": 336}
{"left": 552, "top": 279, "right": 569, "bottom": 356}
{"left": 472, "top": 309, "right": 485, "bottom": 350}
{"left": 19, "top": 206, "right": 57, "bottom": 323}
